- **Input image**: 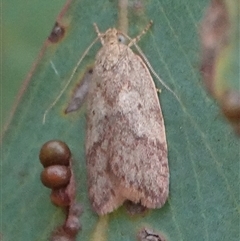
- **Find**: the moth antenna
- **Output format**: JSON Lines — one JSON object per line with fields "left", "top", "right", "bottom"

{"left": 93, "top": 23, "right": 104, "bottom": 45}
{"left": 128, "top": 20, "right": 153, "bottom": 47}
{"left": 122, "top": 21, "right": 181, "bottom": 103}
{"left": 134, "top": 43, "right": 181, "bottom": 103}
{"left": 42, "top": 36, "right": 99, "bottom": 124}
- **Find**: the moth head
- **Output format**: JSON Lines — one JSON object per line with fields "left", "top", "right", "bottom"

{"left": 103, "top": 28, "right": 126, "bottom": 45}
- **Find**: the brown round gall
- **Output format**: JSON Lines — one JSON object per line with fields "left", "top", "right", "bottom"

{"left": 41, "top": 165, "right": 71, "bottom": 189}
{"left": 39, "top": 140, "right": 71, "bottom": 167}
{"left": 50, "top": 188, "right": 71, "bottom": 207}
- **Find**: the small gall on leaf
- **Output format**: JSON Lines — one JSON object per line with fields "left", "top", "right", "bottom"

{"left": 48, "top": 22, "right": 65, "bottom": 43}
{"left": 39, "top": 140, "right": 82, "bottom": 241}
{"left": 39, "top": 140, "right": 71, "bottom": 167}
{"left": 50, "top": 188, "right": 71, "bottom": 207}
{"left": 40, "top": 165, "right": 71, "bottom": 189}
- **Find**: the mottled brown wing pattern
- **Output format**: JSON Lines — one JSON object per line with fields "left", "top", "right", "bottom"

{"left": 86, "top": 28, "right": 168, "bottom": 215}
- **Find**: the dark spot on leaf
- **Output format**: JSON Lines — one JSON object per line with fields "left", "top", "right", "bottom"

{"left": 137, "top": 227, "right": 167, "bottom": 241}
{"left": 48, "top": 22, "right": 65, "bottom": 43}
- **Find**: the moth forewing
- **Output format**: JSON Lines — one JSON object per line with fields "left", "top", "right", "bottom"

{"left": 86, "top": 27, "right": 169, "bottom": 215}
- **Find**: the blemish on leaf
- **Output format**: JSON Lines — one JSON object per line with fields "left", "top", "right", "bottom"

{"left": 137, "top": 227, "right": 167, "bottom": 241}
{"left": 48, "top": 22, "right": 65, "bottom": 43}
{"left": 65, "top": 68, "right": 94, "bottom": 114}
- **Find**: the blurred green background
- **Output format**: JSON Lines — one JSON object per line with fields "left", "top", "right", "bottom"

{"left": 2, "top": 0, "right": 66, "bottom": 129}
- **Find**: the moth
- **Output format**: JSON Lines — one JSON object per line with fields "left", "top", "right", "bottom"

{"left": 86, "top": 24, "right": 169, "bottom": 215}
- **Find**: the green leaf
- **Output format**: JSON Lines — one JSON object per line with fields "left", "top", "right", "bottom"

{"left": 2, "top": 0, "right": 66, "bottom": 127}
{"left": 2, "top": 0, "right": 239, "bottom": 240}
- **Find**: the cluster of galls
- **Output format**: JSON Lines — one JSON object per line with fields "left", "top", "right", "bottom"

{"left": 39, "top": 140, "right": 82, "bottom": 241}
